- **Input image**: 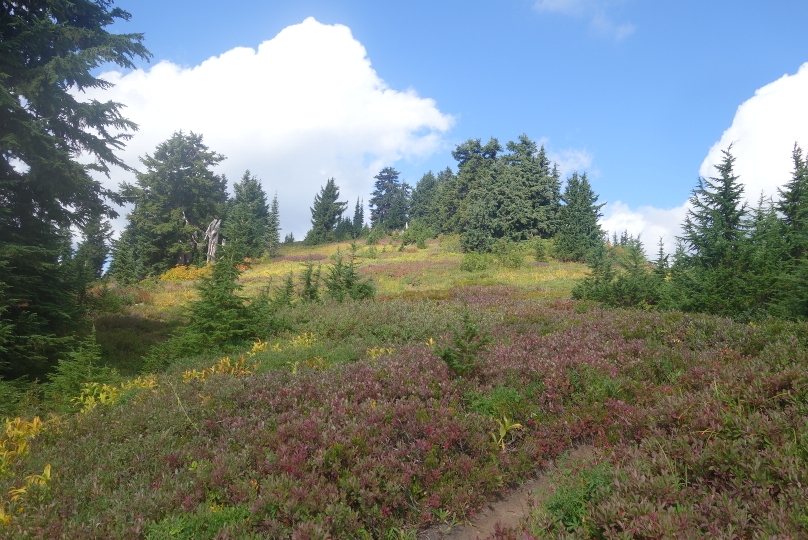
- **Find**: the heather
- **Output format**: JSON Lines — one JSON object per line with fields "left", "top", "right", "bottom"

{"left": 3, "top": 285, "right": 808, "bottom": 538}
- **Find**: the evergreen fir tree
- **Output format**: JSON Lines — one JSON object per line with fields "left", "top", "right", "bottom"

{"left": 183, "top": 240, "right": 253, "bottom": 348}
{"left": 442, "top": 139, "right": 501, "bottom": 233}
{"left": 554, "top": 172, "right": 605, "bottom": 262}
{"left": 323, "top": 247, "right": 375, "bottom": 302}
{"left": 352, "top": 198, "right": 365, "bottom": 238}
{"left": 46, "top": 327, "right": 118, "bottom": 411}
{"left": 369, "top": 167, "right": 410, "bottom": 231}
{"left": 75, "top": 214, "right": 113, "bottom": 281}
{"left": 0, "top": 0, "right": 149, "bottom": 378}
{"left": 333, "top": 216, "right": 355, "bottom": 241}
{"left": 410, "top": 171, "right": 438, "bottom": 224}
{"left": 432, "top": 167, "right": 457, "bottom": 234}
{"left": 222, "top": 170, "right": 269, "bottom": 259}
{"left": 299, "top": 261, "right": 322, "bottom": 302}
{"left": 673, "top": 147, "right": 751, "bottom": 315}
{"left": 266, "top": 194, "right": 281, "bottom": 257}
{"left": 108, "top": 226, "right": 146, "bottom": 285}
{"left": 117, "top": 132, "right": 227, "bottom": 275}
{"left": 303, "top": 178, "right": 348, "bottom": 245}
{"left": 775, "top": 145, "right": 808, "bottom": 317}
{"left": 777, "top": 144, "right": 808, "bottom": 249}
{"left": 461, "top": 136, "right": 563, "bottom": 251}
{"left": 680, "top": 147, "right": 748, "bottom": 267}
{"left": 745, "top": 195, "right": 787, "bottom": 316}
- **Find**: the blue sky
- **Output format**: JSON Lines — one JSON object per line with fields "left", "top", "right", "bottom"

{"left": 98, "top": 0, "right": 808, "bottom": 244}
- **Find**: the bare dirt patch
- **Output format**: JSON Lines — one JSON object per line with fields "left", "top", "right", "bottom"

{"left": 419, "top": 446, "right": 595, "bottom": 540}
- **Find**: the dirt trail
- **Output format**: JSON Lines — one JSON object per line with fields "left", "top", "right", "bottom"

{"left": 418, "top": 446, "right": 594, "bottom": 540}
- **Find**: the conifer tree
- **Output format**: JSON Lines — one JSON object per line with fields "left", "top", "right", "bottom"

{"left": 410, "top": 171, "right": 438, "bottom": 225}
{"left": 461, "top": 136, "right": 562, "bottom": 251}
{"left": 0, "top": 0, "right": 150, "bottom": 378}
{"left": 554, "top": 172, "right": 605, "bottom": 262}
{"left": 222, "top": 170, "right": 269, "bottom": 259}
{"left": 673, "top": 147, "right": 750, "bottom": 315}
{"left": 304, "top": 178, "right": 347, "bottom": 245}
{"left": 744, "top": 195, "right": 787, "bottom": 316}
{"left": 183, "top": 240, "right": 253, "bottom": 347}
{"left": 433, "top": 167, "right": 458, "bottom": 234}
{"left": 266, "top": 194, "right": 281, "bottom": 257}
{"left": 108, "top": 226, "right": 145, "bottom": 285}
{"left": 117, "top": 132, "right": 227, "bottom": 275}
{"left": 369, "top": 167, "right": 410, "bottom": 231}
{"left": 75, "top": 214, "right": 113, "bottom": 281}
{"left": 441, "top": 139, "right": 501, "bottom": 233}
{"left": 775, "top": 145, "right": 808, "bottom": 317}
{"left": 352, "top": 198, "right": 365, "bottom": 238}
{"left": 680, "top": 147, "right": 748, "bottom": 267}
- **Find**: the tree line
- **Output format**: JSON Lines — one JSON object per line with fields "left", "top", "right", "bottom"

{"left": 574, "top": 144, "right": 808, "bottom": 321}
{"left": 302, "top": 134, "right": 605, "bottom": 263}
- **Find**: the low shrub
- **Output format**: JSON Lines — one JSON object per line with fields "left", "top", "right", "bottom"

{"left": 461, "top": 252, "right": 492, "bottom": 272}
{"left": 434, "top": 310, "right": 492, "bottom": 377}
{"left": 492, "top": 240, "right": 526, "bottom": 269}
{"left": 159, "top": 265, "right": 212, "bottom": 282}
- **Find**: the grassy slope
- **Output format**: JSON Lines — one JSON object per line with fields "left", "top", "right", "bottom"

{"left": 2, "top": 238, "right": 808, "bottom": 539}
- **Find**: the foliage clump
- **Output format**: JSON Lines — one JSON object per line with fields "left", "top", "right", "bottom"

{"left": 434, "top": 310, "right": 492, "bottom": 377}
{"left": 322, "top": 247, "right": 376, "bottom": 302}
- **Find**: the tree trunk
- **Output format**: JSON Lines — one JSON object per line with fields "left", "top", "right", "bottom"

{"left": 204, "top": 218, "right": 222, "bottom": 264}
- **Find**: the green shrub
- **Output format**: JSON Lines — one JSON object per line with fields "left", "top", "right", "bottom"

{"left": 532, "top": 238, "right": 549, "bottom": 262}
{"left": 0, "top": 379, "right": 23, "bottom": 420}
{"left": 467, "top": 385, "right": 524, "bottom": 417}
{"left": 145, "top": 505, "right": 253, "bottom": 540}
{"left": 86, "top": 284, "right": 135, "bottom": 313}
{"left": 400, "top": 221, "right": 433, "bottom": 250}
{"left": 541, "top": 461, "right": 614, "bottom": 532}
{"left": 460, "top": 252, "right": 492, "bottom": 272}
{"left": 434, "top": 310, "right": 491, "bottom": 377}
{"left": 323, "top": 248, "right": 375, "bottom": 302}
{"left": 366, "top": 227, "right": 384, "bottom": 246}
{"left": 492, "top": 240, "right": 526, "bottom": 269}
{"left": 46, "top": 328, "right": 119, "bottom": 410}
{"left": 567, "top": 364, "right": 623, "bottom": 405}
{"left": 360, "top": 246, "right": 378, "bottom": 259}
{"left": 572, "top": 240, "right": 662, "bottom": 308}
{"left": 94, "top": 315, "right": 179, "bottom": 375}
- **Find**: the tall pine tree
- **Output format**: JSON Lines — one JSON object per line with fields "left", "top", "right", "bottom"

{"left": 116, "top": 132, "right": 227, "bottom": 276}
{"left": 672, "top": 147, "right": 750, "bottom": 315}
{"left": 461, "top": 135, "right": 562, "bottom": 251}
{"left": 775, "top": 144, "right": 808, "bottom": 317}
{"left": 352, "top": 198, "right": 365, "bottom": 238}
{"left": 222, "top": 170, "right": 269, "bottom": 259}
{"left": 0, "top": 0, "right": 150, "bottom": 378}
{"left": 554, "top": 172, "right": 605, "bottom": 262}
{"left": 304, "top": 178, "right": 347, "bottom": 245}
{"left": 266, "top": 193, "right": 281, "bottom": 257}
{"left": 369, "top": 167, "right": 410, "bottom": 231}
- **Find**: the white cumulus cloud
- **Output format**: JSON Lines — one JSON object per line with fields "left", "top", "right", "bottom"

{"left": 546, "top": 147, "right": 594, "bottom": 178}
{"left": 700, "top": 62, "right": 808, "bottom": 204}
{"left": 601, "top": 62, "right": 808, "bottom": 257}
{"left": 533, "top": 0, "right": 634, "bottom": 40}
{"left": 81, "top": 17, "right": 453, "bottom": 237}
{"left": 600, "top": 201, "right": 688, "bottom": 256}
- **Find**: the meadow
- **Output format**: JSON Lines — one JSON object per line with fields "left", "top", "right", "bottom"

{"left": 1, "top": 237, "right": 807, "bottom": 539}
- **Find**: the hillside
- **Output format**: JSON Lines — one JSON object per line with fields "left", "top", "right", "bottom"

{"left": 2, "top": 238, "right": 808, "bottom": 539}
